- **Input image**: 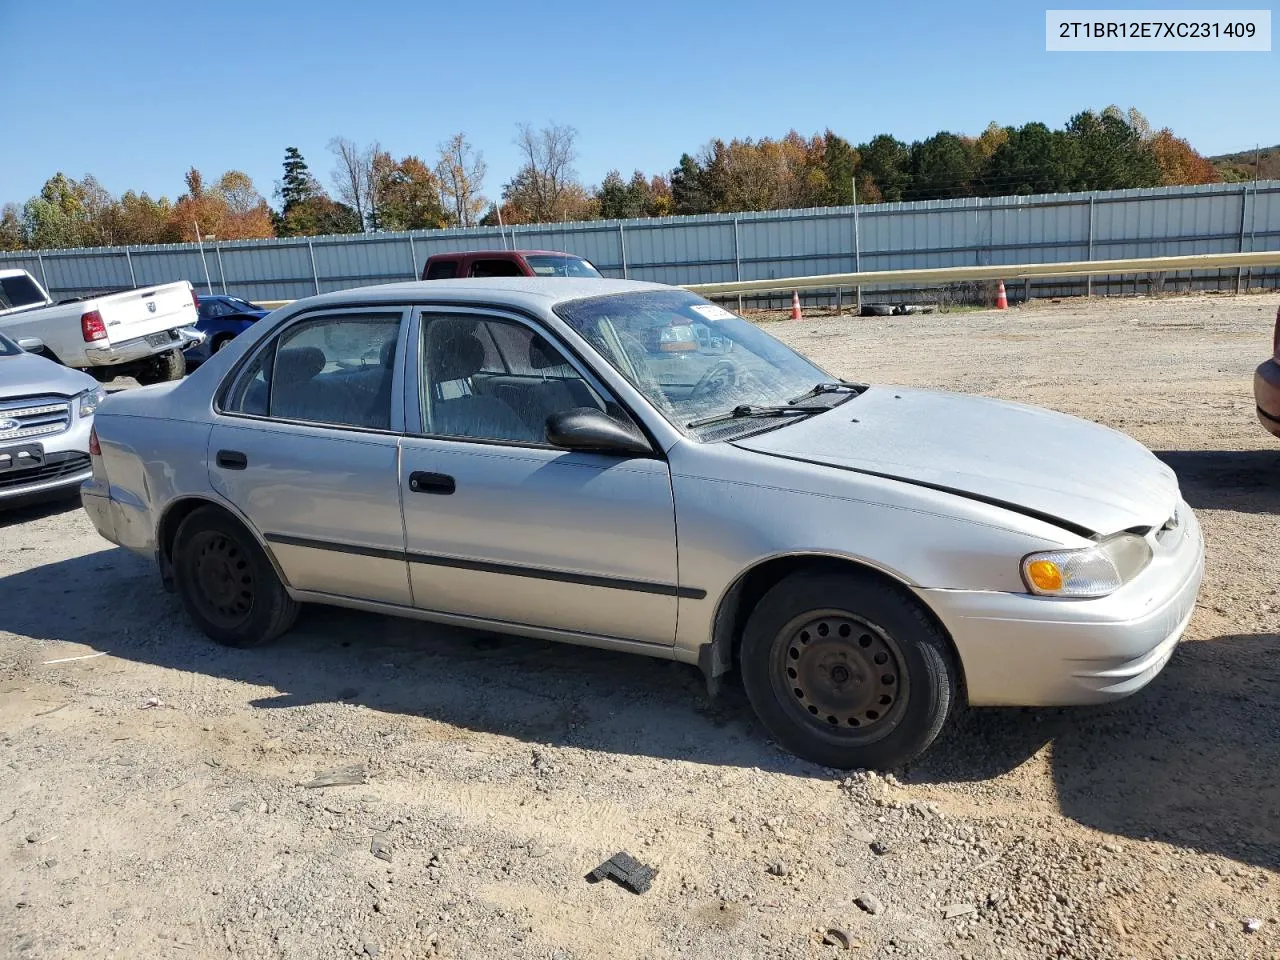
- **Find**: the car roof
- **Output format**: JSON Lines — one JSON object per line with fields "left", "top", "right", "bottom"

{"left": 292, "top": 277, "right": 671, "bottom": 312}
{"left": 427, "top": 249, "right": 589, "bottom": 259}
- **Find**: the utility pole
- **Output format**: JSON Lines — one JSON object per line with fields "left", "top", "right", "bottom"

{"left": 193, "top": 222, "right": 214, "bottom": 295}
{"left": 1255, "top": 143, "right": 1261, "bottom": 182}
{"left": 852, "top": 175, "right": 862, "bottom": 314}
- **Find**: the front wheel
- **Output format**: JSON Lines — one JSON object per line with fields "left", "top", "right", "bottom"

{"left": 173, "top": 506, "right": 299, "bottom": 647}
{"left": 740, "top": 572, "right": 958, "bottom": 769}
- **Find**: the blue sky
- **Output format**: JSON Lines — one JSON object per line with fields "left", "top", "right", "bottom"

{"left": 1, "top": 0, "right": 1275, "bottom": 208}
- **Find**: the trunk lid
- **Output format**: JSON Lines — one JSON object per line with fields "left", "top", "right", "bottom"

{"left": 733, "top": 386, "right": 1179, "bottom": 536}
{"left": 95, "top": 283, "right": 197, "bottom": 344}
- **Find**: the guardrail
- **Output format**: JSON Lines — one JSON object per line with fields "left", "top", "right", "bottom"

{"left": 248, "top": 249, "right": 1280, "bottom": 313}
{"left": 683, "top": 250, "right": 1280, "bottom": 297}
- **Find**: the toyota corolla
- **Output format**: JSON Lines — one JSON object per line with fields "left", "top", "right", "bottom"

{"left": 81, "top": 279, "right": 1204, "bottom": 768}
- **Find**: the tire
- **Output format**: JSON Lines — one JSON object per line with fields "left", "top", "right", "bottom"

{"left": 740, "top": 572, "right": 957, "bottom": 770}
{"left": 135, "top": 348, "right": 186, "bottom": 386}
{"left": 172, "top": 506, "right": 299, "bottom": 648}
{"left": 211, "top": 334, "right": 233, "bottom": 354}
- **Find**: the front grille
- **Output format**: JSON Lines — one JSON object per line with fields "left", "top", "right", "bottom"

{"left": 0, "top": 394, "right": 72, "bottom": 442}
{"left": 0, "top": 451, "right": 91, "bottom": 490}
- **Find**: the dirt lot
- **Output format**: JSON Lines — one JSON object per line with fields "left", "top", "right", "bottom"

{"left": 2, "top": 292, "right": 1278, "bottom": 960}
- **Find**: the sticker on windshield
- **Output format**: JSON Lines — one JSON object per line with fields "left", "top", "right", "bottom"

{"left": 690, "top": 304, "right": 735, "bottom": 322}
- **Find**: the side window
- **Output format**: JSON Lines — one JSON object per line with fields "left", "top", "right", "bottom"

{"left": 419, "top": 315, "right": 616, "bottom": 444}
{"left": 469, "top": 258, "right": 523, "bottom": 278}
{"left": 224, "top": 313, "right": 402, "bottom": 430}
{"left": 424, "top": 260, "right": 458, "bottom": 280}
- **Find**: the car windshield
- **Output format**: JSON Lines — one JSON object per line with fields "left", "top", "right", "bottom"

{"left": 0, "top": 331, "right": 21, "bottom": 357}
{"left": 525, "top": 255, "right": 601, "bottom": 278}
{"left": 555, "top": 289, "right": 833, "bottom": 434}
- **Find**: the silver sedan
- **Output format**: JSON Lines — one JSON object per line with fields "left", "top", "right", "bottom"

{"left": 81, "top": 279, "right": 1204, "bottom": 769}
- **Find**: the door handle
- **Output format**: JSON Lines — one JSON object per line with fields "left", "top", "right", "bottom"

{"left": 409, "top": 471, "right": 455, "bottom": 495}
{"left": 216, "top": 449, "right": 248, "bottom": 470}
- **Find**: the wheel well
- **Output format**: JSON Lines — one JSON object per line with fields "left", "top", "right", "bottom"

{"left": 156, "top": 498, "right": 235, "bottom": 590}
{"left": 705, "top": 555, "right": 966, "bottom": 699}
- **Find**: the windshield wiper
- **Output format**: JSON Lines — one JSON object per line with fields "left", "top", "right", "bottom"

{"left": 786, "top": 380, "right": 866, "bottom": 404}
{"left": 687, "top": 404, "right": 829, "bottom": 429}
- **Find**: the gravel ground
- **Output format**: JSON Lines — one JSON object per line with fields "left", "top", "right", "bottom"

{"left": 2, "top": 292, "right": 1278, "bottom": 960}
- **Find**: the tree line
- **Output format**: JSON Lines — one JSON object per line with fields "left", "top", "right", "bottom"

{"left": 0, "top": 106, "right": 1228, "bottom": 252}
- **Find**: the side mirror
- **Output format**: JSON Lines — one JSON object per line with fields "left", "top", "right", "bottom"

{"left": 16, "top": 337, "right": 44, "bottom": 354}
{"left": 545, "top": 407, "right": 652, "bottom": 456}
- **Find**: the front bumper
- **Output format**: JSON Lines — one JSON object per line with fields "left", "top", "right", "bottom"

{"left": 0, "top": 414, "right": 93, "bottom": 503}
{"left": 83, "top": 327, "right": 203, "bottom": 367}
{"left": 920, "top": 503, "right": 1205, "bottom": 707}
{"left": 1253, "top": 358, "right": 1280, "bottom": 439}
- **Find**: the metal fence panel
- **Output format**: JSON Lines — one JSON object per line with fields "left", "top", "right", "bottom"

{"left": 2, "top": 182, "right": 1277, "bottom": 303}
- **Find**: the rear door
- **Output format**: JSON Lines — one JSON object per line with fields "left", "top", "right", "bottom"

{"left": 97, "top": 282, "right": 198, "bottom": 344}
{"left": 209, "top": 306, "right": 411, "bottom": 605}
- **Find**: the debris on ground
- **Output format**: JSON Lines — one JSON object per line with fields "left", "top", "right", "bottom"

{"left": 371, "top": 836, "right": 393, "bottom": 863}
{"left": 1244, "top": 918, "right": 1262, "bottom": 933}
{"left": 822, "top": 927, "right": 858, "bottom": 949}
{"left": 140, "top": 696, "right": 164, "bottom": 709}
{"left": 587, "top": 851, "right": 657, "bottom": 894}
{"left": 300, "top": 765, "right": 367, "bottom": 789}
{"left": 855, "top": 894, "right": 884, "bottom": 916}
{"left": 943, "top": 903, "right": 976, "bottom": 919}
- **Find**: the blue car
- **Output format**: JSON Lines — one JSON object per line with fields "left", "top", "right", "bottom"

{"left": 184, "top": 295, "right": 270, "bottom": 367}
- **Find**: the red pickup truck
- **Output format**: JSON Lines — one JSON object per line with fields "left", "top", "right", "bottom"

{"left": 420, "top": 249, "right": 602, "bottom": 281}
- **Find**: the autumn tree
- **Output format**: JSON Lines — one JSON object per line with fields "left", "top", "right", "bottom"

{"left": 111, "top": 191, "right": 180, "bottom": 245}
{"left": 328, "top": 136, "right": 384, "bottom": 230}
{"left": 22, "top": 173, "right": 116, "bottom": 248}
{"left": 504, "top": 122, "right": 589, "bottom": 222}
{"left": 376, "top": 155, "right": 449, "bottom": 230}
{"left": 170, "top": 168, "right": 274, "bottom": 241}
{"left": 1148, "top": 129, "right": 1221, "bottom": 185}
{"left": 434, "top": 133, "right": 487, "bottom": 226}
{"left": 0, "top": 204, "right": 24, "bottom": 250}
{"left": 595, "top": 170, "right": 671, "bottom": 219}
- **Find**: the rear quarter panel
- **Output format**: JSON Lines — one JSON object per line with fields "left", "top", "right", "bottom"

{"left": 94, "top": 408, "right": 214, "bottom": 554}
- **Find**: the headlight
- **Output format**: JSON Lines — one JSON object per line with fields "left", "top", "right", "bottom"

{"left": 1021, "top": 533, "right": 1152, "bottom": 598}
{"left": 77, "top": 386, "right": 107, "bottom": 418}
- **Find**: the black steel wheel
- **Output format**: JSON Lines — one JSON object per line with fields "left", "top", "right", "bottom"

{"left": 771, "top": 610, "right": 909, "bottom": 743}
{"left": 741, "top": 572, "right": 958, "bottom": 769}
{"left": 173, "top": 505, "right": 299, "bottom": 647}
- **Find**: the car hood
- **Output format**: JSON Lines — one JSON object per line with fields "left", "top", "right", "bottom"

{"left": 733, "top": 386, "right": 1179, "bottom": 536}
{"left": 0, "top": 350, "right": 96, "bottom": 398}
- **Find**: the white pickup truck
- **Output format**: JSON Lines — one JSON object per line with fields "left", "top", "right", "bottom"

{"left": 0, "top": 269, "right": 202, "bottom": 384}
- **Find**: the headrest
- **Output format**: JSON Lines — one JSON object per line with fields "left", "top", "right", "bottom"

{"left": 528, "top": 334, "right": 563, "bottom": 370}
{"left": 275, "top": 346, "right": 325, "bottom": 384}
{"left": 429, "top": 330, "right": 486, "bottom": 382}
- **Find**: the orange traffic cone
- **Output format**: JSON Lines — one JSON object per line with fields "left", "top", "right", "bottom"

{"left": 995, "top": 280, "right": 1008, "bottom": 310}
{"left": 790, "top": 290, "right": 802, "bottom": 321}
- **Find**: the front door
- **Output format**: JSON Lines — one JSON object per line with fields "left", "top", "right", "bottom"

{"left": 209, "top": 307, "right": 411, "bottom": 605}
{"left": 398, "top": 308, "right": 680, "bottom": 648}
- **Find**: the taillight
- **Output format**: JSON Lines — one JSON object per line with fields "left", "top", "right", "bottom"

{"left": 81, "top": 310, "right": 107, "bottom": 342}
{"left": 89, "top": 426, "right": 101, "bottom": 456}
{"left": 191, "top": 287, "right": 200, "bottom": 310}
{"left": 1273, "top": 304, "right": 1280, "bottom": 359}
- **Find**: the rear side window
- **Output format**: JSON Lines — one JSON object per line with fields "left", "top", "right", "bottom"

{"left": 469, "top": 259, "right": 523, "bottom": 278}
{"left": 223, "top": 312, "right": 402, "bottom": 430}
{"left": 0, "top": 274, "right": 47, "bottom": 311}
{"left": 525, "top": 255, "right": 601, "bottom": 278}
{"left": 424, "top": 260, "right": 459, "bottom": 280}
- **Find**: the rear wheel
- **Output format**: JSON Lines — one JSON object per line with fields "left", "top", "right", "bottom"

{"left": 740, "top": 572, "right": 957, "bottom": 769}
{"left": 135, "top": 348, "right": 185, "bottom": 385}
{"left": 173, "top": 506, "right": 299, "bottom": 647}
{"left": 211, "top": 334, "right": 234, "bottom": 353}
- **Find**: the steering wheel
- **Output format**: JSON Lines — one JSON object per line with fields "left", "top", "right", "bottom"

{"left": 689, "top": 359, "right": 741, "bottom": 401}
